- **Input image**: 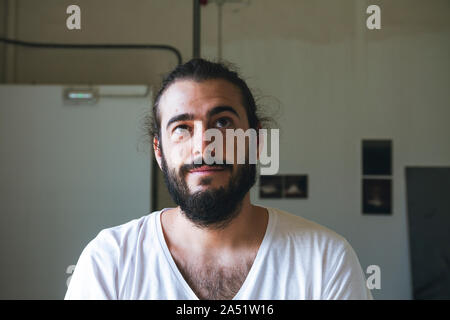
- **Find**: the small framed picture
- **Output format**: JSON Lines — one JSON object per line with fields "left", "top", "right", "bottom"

{"left": 362, "top": 140, "right": 392, "bottom": 176}
{"left": 283, "top": 175, "right": 308, "bottom": 198}
{"left": 259, "top": 175, "right": 283, "bottom": 198}
{"left": 362, "top": 178, "right": 392, "bottom": 214}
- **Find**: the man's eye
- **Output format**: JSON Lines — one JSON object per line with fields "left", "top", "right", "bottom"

{"left": 173, "top": 125, "right": 190, "bottom": 135}
{"left": 214, "top": 117, "right": 232, "bottom": 128}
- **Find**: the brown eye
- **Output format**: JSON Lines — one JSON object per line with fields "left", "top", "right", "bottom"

{"left": 214, "top": 117, "right": 232, "bottom": 129}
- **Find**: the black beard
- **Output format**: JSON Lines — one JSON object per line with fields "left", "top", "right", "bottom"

{"left": 160, "top": 151, "right": 256, "bottom": 230}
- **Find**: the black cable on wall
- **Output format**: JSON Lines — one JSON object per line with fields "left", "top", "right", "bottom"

{"left": 0, "top": 37, "right": 183, "bottom": 65}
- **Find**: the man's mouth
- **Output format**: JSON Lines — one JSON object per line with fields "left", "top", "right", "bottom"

{"left": 189, "top": 165, "right": 227, "bottom": 174}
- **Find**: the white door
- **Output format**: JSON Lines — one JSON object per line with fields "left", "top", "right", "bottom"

{"left": 0, "top": 85, "right": 152, "bottom": 299}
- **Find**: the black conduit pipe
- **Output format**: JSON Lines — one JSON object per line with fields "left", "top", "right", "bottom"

{"left": 193, "top": 0, "right": 201, "bottom": 58}
{"left": 0, "top": 37, "right": 183, "bottom": 65}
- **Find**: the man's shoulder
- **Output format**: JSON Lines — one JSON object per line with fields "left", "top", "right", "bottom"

{"left": 87, "top": 210, "right": 160, "bottom": 251}
{"left": 267, "top": 207, "right": 350, "bottom": 251}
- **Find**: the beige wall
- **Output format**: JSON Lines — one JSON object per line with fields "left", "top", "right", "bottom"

{"left": 2, "top": 0, "right": 450, "bottom": 299}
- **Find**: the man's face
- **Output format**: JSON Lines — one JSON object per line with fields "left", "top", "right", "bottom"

{"left": 154, "top": 79, "right": 257, "bottom": 228}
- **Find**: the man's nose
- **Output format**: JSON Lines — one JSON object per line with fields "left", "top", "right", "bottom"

{"left": 191, "top": 120, "right": 210, "bottom": 159}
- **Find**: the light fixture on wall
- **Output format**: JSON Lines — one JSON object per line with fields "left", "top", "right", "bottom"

{"left": 63, "top": 87, "right": 99, "bottom": 105}
{"left": 63, "top": 85, "right": 150, "bottom": 105}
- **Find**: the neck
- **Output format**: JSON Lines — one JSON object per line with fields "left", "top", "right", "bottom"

{"left": 163, "top": 193, "right": 268, "bottom": 255}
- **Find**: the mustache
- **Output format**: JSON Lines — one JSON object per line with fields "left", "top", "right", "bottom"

{"left": 180, "top": 160, "right": 233, "bottom": 174}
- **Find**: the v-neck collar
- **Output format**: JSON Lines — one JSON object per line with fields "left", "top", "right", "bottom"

{"left": 154, "top": 207, "right": 276, "bottom": 300}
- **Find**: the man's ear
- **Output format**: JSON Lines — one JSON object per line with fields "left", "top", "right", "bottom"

{"left": 153, "top": 136, "right": 162, "bottom": 170}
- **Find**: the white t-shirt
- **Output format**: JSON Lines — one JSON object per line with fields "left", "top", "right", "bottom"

{"left": 65, "top": 207, "right": 373, "bottom": 300}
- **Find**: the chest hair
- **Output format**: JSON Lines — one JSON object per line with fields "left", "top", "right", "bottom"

{"left": 176, "top": 258, "right": 254, "bottom": 300}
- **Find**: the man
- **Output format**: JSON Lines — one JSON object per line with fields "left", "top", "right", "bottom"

{"left": 65, "top": 58, "right": 373, "bottom": 300}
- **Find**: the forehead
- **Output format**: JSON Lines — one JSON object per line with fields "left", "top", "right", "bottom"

{"left": 158, "top": 78, "right": 246, "bottom": 122}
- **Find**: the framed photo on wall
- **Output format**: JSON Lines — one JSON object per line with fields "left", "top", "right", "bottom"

{"left": 283, "top": 175, "right": 308, "bottom": 198}
{"left": 259, "top": 175, "right": 308, "bottom": 199}
{"left": 362, "top": 140, "right": 392, "bottom": 175}
{"left": 362, "top": 139, "right": 393, "bottom": 215}
{"left": 362, "top": 178, "right": 392, "bottom": 214}
{"left": 259, "top": 175, "right": 283, "bottom": 199}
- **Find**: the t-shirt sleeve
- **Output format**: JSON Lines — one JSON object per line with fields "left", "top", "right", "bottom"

{"left": 64, "top": 230, "right": 119, "bottom": 300}
{"left": 321, "top": 239, "right": 374, "bottom": 300}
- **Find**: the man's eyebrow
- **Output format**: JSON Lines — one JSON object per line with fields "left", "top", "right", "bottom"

{"left": 165, "top": 106, "right": 240, "bottom": 130}
{"left": 166, "top": 113, "right": 194, "bottom": 130}
{"left": 207, "top": 105, "right": 240, "bottom": 119}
